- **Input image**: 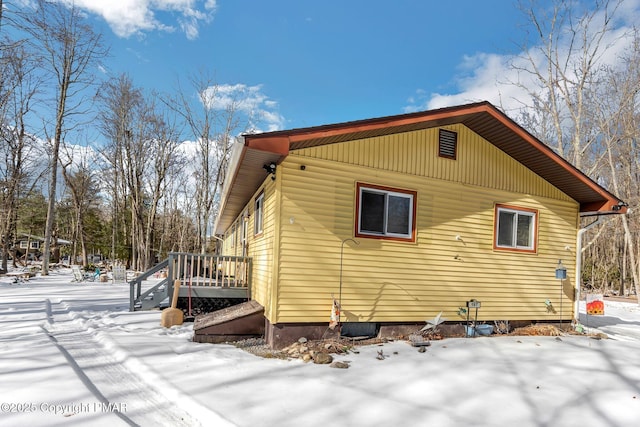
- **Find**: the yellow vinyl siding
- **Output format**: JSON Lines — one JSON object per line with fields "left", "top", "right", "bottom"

{"left": 248, "top": 177, "right": 277, "bottom": 320}
{"left": 295, "top": 124, "right": 573, "bottom": 202}
{"left": 272, "top": 126, "right": 578, "bottom": 324}
{"left": 221, "top": 177, "right": 278, "bottom": 320}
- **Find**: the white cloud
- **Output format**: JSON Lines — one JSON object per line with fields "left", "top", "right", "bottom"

{"left": 200, "top": 84, "right": 285, "bottom": 132}
{"left": 59, "top": 0, "right": 217, "bottom": 39}
{"left": 405, "top": 0, "right": 640, "bottom": 116}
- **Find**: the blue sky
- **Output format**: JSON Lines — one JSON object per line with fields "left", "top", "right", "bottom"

{"left": 97, "top": 0, "right": 525, "bottom": 130}
{"left": 14, "top": 0, "right": 640, "bottom": 133}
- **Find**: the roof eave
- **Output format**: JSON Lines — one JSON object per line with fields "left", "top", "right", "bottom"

{"left": 214, "top": 136, "right": 289, "bottom": 234}
{"left": 214, "top": 101, "right": 627, "bottom": 232}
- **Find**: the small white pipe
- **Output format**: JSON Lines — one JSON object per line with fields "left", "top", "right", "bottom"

{"left": 574, "top": 216, "right": 604, "bottom": 322}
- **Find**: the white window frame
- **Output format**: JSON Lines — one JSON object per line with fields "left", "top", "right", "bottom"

{"left": 254, "top": 192, "right": 264, "bottom": 236}
{"left": 356, "top": 183, "right": 416, "bottom": 242}
{"left": 230, "top": 223, "right": 236, "bottom": 248}
{"left": 19, "top": 241, "right": 29, "bottom": 249}
{"left": 494, "top": 204, "right": 538, "bottom": 253}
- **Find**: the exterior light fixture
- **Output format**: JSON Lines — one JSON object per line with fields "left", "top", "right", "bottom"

{"left": 263, "top": 162, "right": 277, "bottom": 180}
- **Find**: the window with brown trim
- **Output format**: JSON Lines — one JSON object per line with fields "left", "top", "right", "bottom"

{"left": 494, "top": 204, "right": 538, "bottom": 253}
{"left": 438, "top": 129, "right": 457, "bottom": 159}
{"left": 356, "top": 183, "right": 416, "bottom": 242}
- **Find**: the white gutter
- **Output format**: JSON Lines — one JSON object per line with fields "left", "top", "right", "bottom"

{"left": 574, "top": 216, "right": 605, "bottom": 323}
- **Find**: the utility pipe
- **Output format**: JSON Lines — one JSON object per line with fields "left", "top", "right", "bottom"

{"left": 339, "top": 238, "right": 359, "bottom": 323}
{"left": 573, "top": 216, "right": 604, "bottom": 323}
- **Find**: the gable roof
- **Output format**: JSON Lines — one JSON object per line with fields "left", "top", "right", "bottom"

{"left": 16, "top": 233, "right": 72, "bottom": 246}
{"left": 215, "top": 101, "right": 626, "bottom": 234}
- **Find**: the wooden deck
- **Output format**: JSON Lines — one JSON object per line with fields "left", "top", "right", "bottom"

{"left": 130, "top": 252, "right": 252, "bottom": 311}
{"left": 176, "top": 282, "right": 249, "bottom": 299}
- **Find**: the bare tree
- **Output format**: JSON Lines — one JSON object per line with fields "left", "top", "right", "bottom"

{"left": 98, "top": 76, "right": 185, "bottom": 269}
{"left": 98, "top": 74, "right": 141, "bottom": 266}
{"left": 511, "top": 0, "right": 624, "bottom": 172}
{"left": 508, "top": 0, "right": 640, "bottom": 301}
{"left": 18, "top": 0, "right": 107, "bottom": 275}
{"left": 592, "top": 30, "right": 640, "bottom": 302}
{"left": 168, "top": 72, "right": 247, "bottom": 253}
{"left": 0, "top": 33, "right": 43, "bottom": 272}
{"left": 98, "top": 74, "right": 149, "bottom": 269}
{"left": 60, "top": 145, "right": 99, "bottom": 267}
{"left": 139, "top": 94, "right": 182, "bottom": 268}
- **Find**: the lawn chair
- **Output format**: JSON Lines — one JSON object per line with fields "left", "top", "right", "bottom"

{"left": 71, "top": 265, "right": 93, "bottom": 282}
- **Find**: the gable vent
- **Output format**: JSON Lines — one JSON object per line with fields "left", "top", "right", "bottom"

{"left": 438, "top": 129, "right": 457, "bottom": 159}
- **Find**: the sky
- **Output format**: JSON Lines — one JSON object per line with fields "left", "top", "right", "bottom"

{"left": 15, "top": 0, "right": 636, "bottom": 135}
{"left": 1, "top": 267, "right": 639, "bottom": 426}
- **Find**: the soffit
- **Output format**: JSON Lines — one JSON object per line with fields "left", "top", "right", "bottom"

{"left": 215, "top": 102, "right": 625, "bottom": 234}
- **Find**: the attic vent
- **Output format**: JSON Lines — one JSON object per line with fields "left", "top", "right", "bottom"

{"left": 438, "top": 129, "right": 457, "bottom": 159}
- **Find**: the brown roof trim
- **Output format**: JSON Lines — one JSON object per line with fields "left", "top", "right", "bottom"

{"left": 476, "top": 104, "right": 627, "bottom": 215}
{"left": 244, "top": 102, "right": 491, "bottom": 145}
{"left": 245, "top": 135, "right": 290, "bottom": 155}
{"left": 243, "top": 101, "right": 625, "bottom": 214}
{"left": 217, "top": 102, "right": 626, "bottom": 233}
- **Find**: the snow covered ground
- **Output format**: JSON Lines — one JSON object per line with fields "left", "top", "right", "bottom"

{"left": 1, "top": 267, "right": 639, "bottom": 427}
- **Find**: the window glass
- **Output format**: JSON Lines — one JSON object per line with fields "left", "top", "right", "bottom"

{"left": 387, "top": 195, "right": 410, "bottom": 235}
{"left": 357, "top": 183, "right": 416, "bottom": 241}
{"left": 497, "top": 211, "right": 514, "bottom": 246}
{"left": 360, "top": 190, "right": 385, "bottom": 234}
{"left": 254, "top": 193, "right": 264, "bottom": 235}
{"left": 495, "top": 205, "right": 537, "bottom": 252}
{"left": 516, "top": 214, "right": 532, "bottom": 247}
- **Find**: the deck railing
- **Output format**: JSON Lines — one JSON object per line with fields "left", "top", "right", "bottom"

{"left": 130, "top": 252, "right": 252, "bottom": 311}
{"left": 169, "top": 252, "right": 251, "bottom": 288}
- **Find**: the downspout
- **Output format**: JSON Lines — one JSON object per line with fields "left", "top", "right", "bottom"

{"left": 574, "top": 216, "right": 604, "bottom": 323}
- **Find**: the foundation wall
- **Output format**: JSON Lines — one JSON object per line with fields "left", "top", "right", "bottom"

{"left": 264, "top": 320, "right": 542, "bottom": 348}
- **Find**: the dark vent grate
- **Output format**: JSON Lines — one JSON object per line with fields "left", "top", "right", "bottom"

{"left": 439, "top": 129, "right": 457, "bottom": 159}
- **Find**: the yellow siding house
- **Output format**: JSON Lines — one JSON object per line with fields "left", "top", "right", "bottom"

{"left": 214, "top": 102, "right": 626, "bottom": 348}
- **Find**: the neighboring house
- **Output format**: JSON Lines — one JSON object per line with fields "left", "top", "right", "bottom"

{"left": 14, "top": 234, "right": 72, "bottom": 261}
{"left": 214, "top": 101, "right": 626, "bottom": 348}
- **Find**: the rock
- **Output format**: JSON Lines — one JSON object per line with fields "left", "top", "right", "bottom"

{"left": 418, "top": 347, "right": 426, "bottom": 353}
{"left": 330, "top": 361, "right": 350, "bottom": 369}
{"left": 298, "top": 337, "right": 308, "bottom": 344}
{"left": 302, "top": 354, "right": 313, "bottom": 363}
{"left": 313, "top": 353, "right": 333, "bottom": 364}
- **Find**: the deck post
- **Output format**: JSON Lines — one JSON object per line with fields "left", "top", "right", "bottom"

{"left": 167, "top": 252, "right": 176, "bottom": 303}
{"left": 129, "top": 282, "right": 135, "bottom": 311}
